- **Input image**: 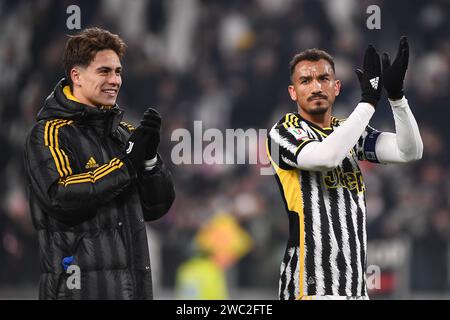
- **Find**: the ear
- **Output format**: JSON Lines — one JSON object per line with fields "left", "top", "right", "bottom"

{"left": 288, "top": 85, "right": 297, "bottom": 101}
{"left": 334, "top": 79, "right": 341, "bottom": 97}
{"left": 70, "top": 67, "right": 82, "bottom": 87}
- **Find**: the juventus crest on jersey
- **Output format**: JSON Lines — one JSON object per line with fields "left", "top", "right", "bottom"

{"left": 267, "top": 112, "right": 381, "bottom": 299}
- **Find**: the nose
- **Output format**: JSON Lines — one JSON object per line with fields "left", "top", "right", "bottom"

{"left": 108, "top": 73, "right": 121, "bottom": 86}
{"left": 311, "top": 79, "right": 322, "bottom": 92}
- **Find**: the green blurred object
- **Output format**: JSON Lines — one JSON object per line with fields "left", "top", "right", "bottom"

{"left": 175, "top": 256, "right": 228, "bottom": 300}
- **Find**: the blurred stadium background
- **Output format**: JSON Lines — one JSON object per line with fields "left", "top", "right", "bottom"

{"left": 0, "top": 0, "right": 449, "bottom": 299}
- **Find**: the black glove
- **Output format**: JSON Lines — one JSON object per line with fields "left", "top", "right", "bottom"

{"left": 123, "top": 125, "right": 151, "bottom": 172}
{"left": 355, "top": 45, "right": 382, "bottom": 108}
{"left": 140, "top": 107, "right": 161, "bottom": 160}
{"left": 382, "top": 36, "right": 409, "bottom": 100}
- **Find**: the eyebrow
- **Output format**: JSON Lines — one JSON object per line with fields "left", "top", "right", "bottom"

{"left": 298, "top": 73, "right": 331, "bottom": 80}
{"left": 96, "top": 66, "right": 122, "bottom": 72}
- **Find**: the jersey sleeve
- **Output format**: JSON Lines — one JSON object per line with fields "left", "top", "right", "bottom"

{"left": 354, "top": 124, "right": 383, "bottom": 163}
{"left": 267, "top": 115, "right": 316, "bottom": 170}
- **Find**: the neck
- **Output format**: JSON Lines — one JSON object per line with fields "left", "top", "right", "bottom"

{"left": 71, "top": 87, "right": 98, "bottom": 108}
{"left": 298, "top": 109, "right": 332, "bottom": 128}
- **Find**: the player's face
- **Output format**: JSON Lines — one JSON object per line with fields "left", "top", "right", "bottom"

{"left": 288, "top": 59, "right": 340, "bottom": 116}
{"left": 71, "top": 49, "right": 122, "bottom": 107}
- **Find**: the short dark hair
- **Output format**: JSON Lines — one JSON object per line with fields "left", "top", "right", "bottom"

{"left": 63, "top": 27, "right": 127, "bottom": 89}
{"left": 289, "top": 49, "right": 335, "bottom": 78}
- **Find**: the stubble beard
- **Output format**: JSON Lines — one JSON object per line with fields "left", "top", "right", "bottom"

{"left": 302, "top": 101, "right": 330, "bottom": 115}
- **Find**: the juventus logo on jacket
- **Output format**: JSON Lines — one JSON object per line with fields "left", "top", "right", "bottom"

{"left": 126, "top": 141, "right": 134, "bottom": 154}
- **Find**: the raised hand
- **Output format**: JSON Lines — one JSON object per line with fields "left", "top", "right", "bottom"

{"left": 140, "top": 107, "right": 161, "bottom": 160}
{"left": 355, "top": 44, "right": 383, "bottom": 108}
{"left": 382, "top": 36, "right": 409, "bottom": 100}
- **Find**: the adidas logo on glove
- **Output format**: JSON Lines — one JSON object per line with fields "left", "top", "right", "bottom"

{"left": 370, "top": 77, "right": 379, "bottom": 90}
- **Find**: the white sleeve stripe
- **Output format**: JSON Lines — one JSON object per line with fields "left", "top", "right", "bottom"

{"left": 269, "top": 127, "right": 300, "bottom": 156}
{"left": 281, "top": 155, "right": 298, "bottom": 168}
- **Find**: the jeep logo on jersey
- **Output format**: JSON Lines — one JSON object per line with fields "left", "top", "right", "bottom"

{"left": 323, "top": 166, "right": 365, "bottom": 193}
{"left": 287, "top": 127, "right": 308, "bottom": 141}
{"left": 126, "top": 141, "right": 134, "bottom": 154}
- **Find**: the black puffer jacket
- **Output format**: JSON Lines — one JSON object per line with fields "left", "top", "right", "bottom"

{"left": 24, "top": 79, "right": 175, "bottom": 299}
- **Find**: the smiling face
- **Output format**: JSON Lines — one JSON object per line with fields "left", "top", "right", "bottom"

{"left": 70, "top": 49, "right": 122, "bottom": 107}
{"left": 288, "top": 59, "right": 341, "bottom": 119}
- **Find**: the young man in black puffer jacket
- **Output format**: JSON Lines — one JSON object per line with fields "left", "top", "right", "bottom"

{"left": 24, "top": 27, "right": 175, "bottom": 300}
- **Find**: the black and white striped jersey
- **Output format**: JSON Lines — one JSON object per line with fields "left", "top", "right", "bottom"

{"left": 266, "top": 112, "right": 381, "bottom": 300}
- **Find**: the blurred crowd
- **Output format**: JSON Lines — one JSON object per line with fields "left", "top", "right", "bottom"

{"left": 0, "top": 0, "right": 449, "bottom": 298}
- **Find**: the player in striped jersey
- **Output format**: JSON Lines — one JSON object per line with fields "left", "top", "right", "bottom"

{"left": 267, "top": 37, "right": 423, "bottom": 300}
